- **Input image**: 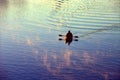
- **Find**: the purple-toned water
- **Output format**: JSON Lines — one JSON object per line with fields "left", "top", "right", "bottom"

{"left": 0, "top": 0, "right": 120, "bottom": 80}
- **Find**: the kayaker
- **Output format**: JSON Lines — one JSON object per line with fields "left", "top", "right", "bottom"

{"left": 65, "top": 30, "right": 73, "bottom": 45}
{"left": 66, "top": 30, "right": 73, "bottom": 39}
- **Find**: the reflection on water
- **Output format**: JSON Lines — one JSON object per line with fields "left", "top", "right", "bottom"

{"left": 0, "top": 0, "right": 8, "bottom": 18}
{"left": 0, "top": 0, "right": 120, "bottom": 80}
{"left": 33, "top": 48, "right": 119, "bottom": 80}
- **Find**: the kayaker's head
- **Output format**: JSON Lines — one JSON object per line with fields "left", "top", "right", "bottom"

{"left": 68, "top": 30, "right": 71, "bottom": 33}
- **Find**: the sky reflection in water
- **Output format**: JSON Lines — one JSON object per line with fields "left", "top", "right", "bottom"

{"left": 0, "top": 0, "right": 120, "bottom": 80}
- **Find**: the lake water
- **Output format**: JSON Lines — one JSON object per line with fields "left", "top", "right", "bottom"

{"left": 0, "top": 0, "right": 120, "bottom": 80}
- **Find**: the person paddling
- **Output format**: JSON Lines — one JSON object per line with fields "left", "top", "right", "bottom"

{"left": 66, "top": 30, "right": 73, "bottom": 39}
{"left": 65, "top": 30, "right": 73, "bottom": 45}
{"left": 58, "top": 30, "right": 78, "bottom": 45}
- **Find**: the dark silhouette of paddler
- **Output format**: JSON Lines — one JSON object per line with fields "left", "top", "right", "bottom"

{"left": 65, "top": 30, "right": 73, "bottom": 45}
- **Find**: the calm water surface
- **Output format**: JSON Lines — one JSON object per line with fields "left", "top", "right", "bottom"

{"left": 0, "top": 0, "right": 120, "bottom": 80}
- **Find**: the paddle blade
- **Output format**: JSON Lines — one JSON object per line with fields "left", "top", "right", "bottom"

{"left": 59, "top": 34, "right": 64, "bottom": 37}
{"left": 74, "top": 39, "right": 78, "bottom": 41}
{"left": 59, "top": 38, "right": 63, "bottom": 41}
{"left": 74, "top": 36, "right": 79, "bottom": 38}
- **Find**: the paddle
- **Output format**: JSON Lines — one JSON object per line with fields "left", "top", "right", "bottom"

{"left": 59, "top": 38, "right": 78, "bottom": 41}
{"left": 59, "top": 34, "right": 64, "bottom": 37}
{"left": 59, "top": 34, "right": 79, "bottom": 38}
